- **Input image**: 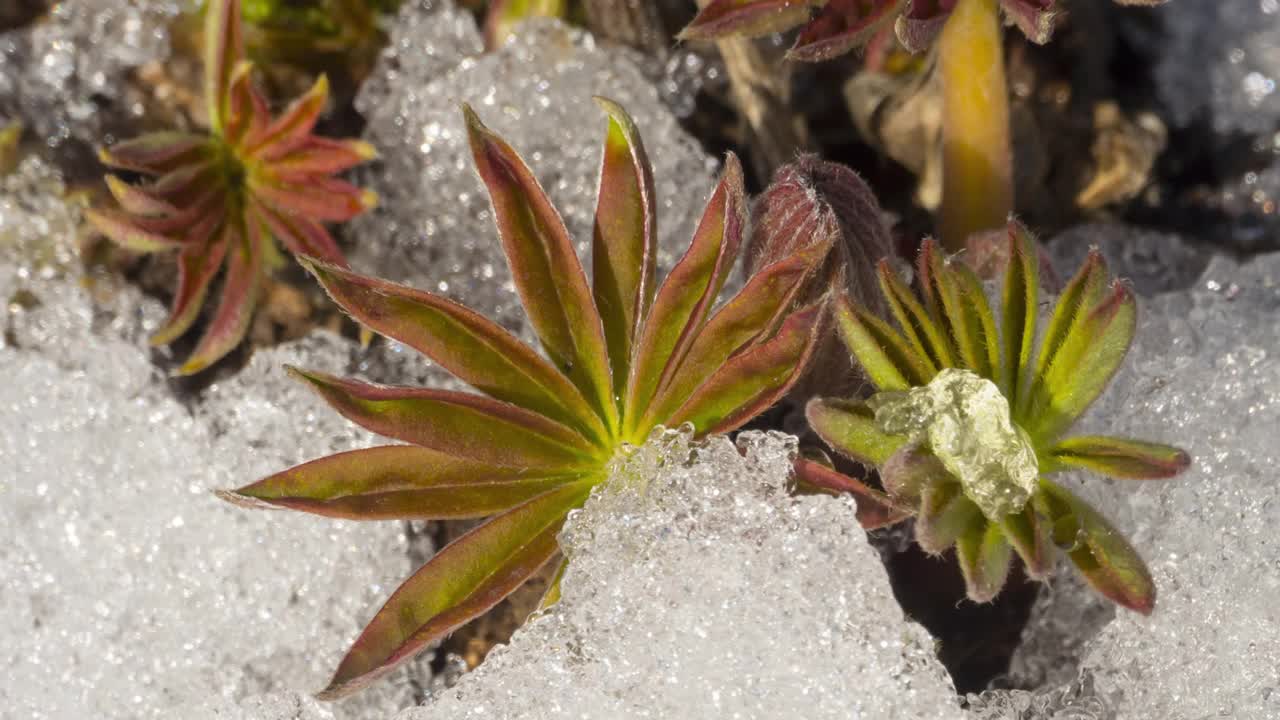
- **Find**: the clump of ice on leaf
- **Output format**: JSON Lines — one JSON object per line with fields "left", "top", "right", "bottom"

{"left": 871, "top": 369, "right": 1039, "bottom": 520}
{"left": 970, "top": 250, "right": 1280, "bottom": 718}
{"left": 400, "top": 429, "right": 964, "bottom": 720}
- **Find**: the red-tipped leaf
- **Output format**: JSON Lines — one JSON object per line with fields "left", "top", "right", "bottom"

{"left": 1027, "top": 282, "right": 1137, "bottom": 443}
{"left": 642, "top": 239, "right": 829, "bottom": 429}
{"left": 679, "top": 0, "right": 818, "bottom": 40}
{"left": 245, "top": 74, "right": 331, "bottom": 158}
{"left": 1049, "top": 435, "right": 1190, "bottom": 480}
{"left": 1001, "top": 221, "right": 1039, "bottom": 405}
{"left": 793, "top": 457, "right": 908, "bottom": 529}
{"left": 833, "top": 293, "right": 929, "bottom": 390}
{"left": 591, "top": 97, "right": 657, "bottom": 388}
{"left": 956, "top": 519, "right": 1013, "bottom": 603}
{"left": 624, "top": 155, "right": 745, "bottom": 436}
{"left": 464, "top": 105, "right": 616, "bottom": 429}
{"left": 318, "top": 481, "right": 593, "bottom": 699}
{"left": 150, "top": 219, "right": 229, "bottom": 346}
{"left": 789, "top": 0, "right": 907, "bottom": 62}
{"left": 225, "top": 445, "right": 585, "bottom": 520}
{"left": 178, "top": 220, "right": 262, "bottom": 375}
{"left": 1040, "top": 480, "right": 1155, "bottom": 614}
{"left": 915, "top": 479, "right": 982, "bottom": 555}
{"left": 805, "top": 396, "right": 906, "bottom": 466}
{"left": 302, "top": 260, "right": 605, "bottom": 443}
{"left": 286, "top": 368, "right": 598, "bottom": 468}
{"left": 669, "top": 300, "right": 825, "bottom": 435}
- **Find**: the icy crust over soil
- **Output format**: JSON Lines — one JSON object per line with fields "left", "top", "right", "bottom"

{"left": 401, "top": 430, "right": 966, "bottom": 720}
{"left": 972, "top": 251, "right": 1280, "bottom": 718}
{"left": 1153, "top": 0, "right": 1280, "bottom": 134}
{"left": 0, "top": 0, "right": 181, "bottom": 149}
{"left": 350, "top": 3, "right": 718, "bottom": 343}
{"left": 1, "top": 162, "right": 425, "bottom": 718}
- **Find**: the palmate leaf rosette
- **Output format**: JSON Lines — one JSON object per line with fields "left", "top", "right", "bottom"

{"left": 680, "top": 0, "right": 1170, "bottom": 60}
{"left": 220, "top": 100, "right": 830, "bottom": 698}
{"left": 802, "top": 220, "right": 1190, "bottom": 612}
{"left": 86, "top": 0, "right": 376, "bottom": 374}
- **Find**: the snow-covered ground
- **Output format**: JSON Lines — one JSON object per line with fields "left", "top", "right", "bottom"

{"left": 2, "top": 2, "right": 1278, "bottom": 718}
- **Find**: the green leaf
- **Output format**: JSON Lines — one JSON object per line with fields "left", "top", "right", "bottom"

{"left": 1027, "top": 282, "right": 1137, "bottom": 443}
{"left": 149, "top": 220, "right": 229, "bottom": 346}
{"left": 625, "top": 155, "right": 745, "bottom": 437}
{"left": 793, "top": 457, "right": 909, "bottom": 529}
{"left": 285, "top": 368, "right": 599, "bottom": 469}
{"left": 203, "top": 0, "right": 244, "bottom": 134}
{"left": 832, "top": 293, "right": 930, "bottom": 390}
{"left": 221, "top": 61, "right": 258, "bottom": 144}
{"left": 914, "top": 239, "right": 955, "bottom": 353}
{"left": 244, "top": 74, "right": 331, "bottom": 158}
{"left": 85, "top": 208, "right": 184, "bottom": 253}
{"left": 1049, "top": 435, "right": 1190, "bottom": 480}
{"left": 302, "top": 260, "right": 606, "bottom": 445}
{"left": 99, "top": 132, "right": 209, "bottom": 175}
{"left": 879, "top": 442, "right": 950, "bottom": 504}
{"left": 255, "top": 200, "right": 348, "bottom": 268}
{"left": 876, "top": 258, "right": 950, "bottom": 372}
{"left": 464, "top": 106, "right": 616, "bottom": 431}
{"left": 484, "top": 0, "right": 568, "bottom": 48}
{"left": 223, "top": 445, "right": 584, "bottom": 520}
{"left": 1020, "top": 248, "right": 1108, "bottom": 421}
{"left": 669, "top": 300, "right": 825, "bottom": 435}
{"left": 951, "top": 262, "right": 1001, "bottom": 380}
{"left": 317, "top": 481, "right": 593, "bottom": 699}
{"left": 788, "top": 0, "right": 908, "bottom": 62}
{"left": 679, "top": 0, "right": 818, "bottom": 40}
{"left": 1000, "top": 221, "right": 1039, "bottom": 406}
{"left": 272, "top": 137, "right": 379, "bottom": 179}
{"left": 591, "top": 97, "right": 656, "bottom": 393}
{"left": 178, "top": 220, "right": 263, "bottom": 375}
{"left": 537, "top": 556, "right": 568, "bottom": 611}
{"left": 643, "top": 238, "right": 829, "bottom": 430}
{"left": 1000, "top": 504, "right": 1052, "bottom": 580}
{"left": 103, "top": 175, "right": 180, "bottom": 217}
{"left": 923, "top": 240, "right": 996, "bottom": 379}
{"left": 915, "top": 479, "right": 982, "bottom": 555}
{"left": 249, "top": 176, "right": 375, "bottom": 223}
{"left": 1039, "top": 480, "right": 1155, "bottom": 614}
{"left": 805, "top": 397, "right": 907, "bottom": 466}
{"left": 956, "top": 519, "right": 1013, "bottom": 603}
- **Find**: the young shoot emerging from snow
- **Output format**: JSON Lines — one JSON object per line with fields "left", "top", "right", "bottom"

{"left": 220, "top": 100, "right": 829, "bottom": 699}
{"left": 86, "top": 0, "right": 376, "bottom": 374}
{"left": 801, "top": 221, "right": 1190, "bottom": 613}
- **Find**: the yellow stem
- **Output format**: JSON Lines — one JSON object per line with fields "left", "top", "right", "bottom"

{"left": 937, "top": 0, "right": 1012, "bottom": 252}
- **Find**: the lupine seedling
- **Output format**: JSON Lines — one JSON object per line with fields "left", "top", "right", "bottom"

{"left": 801, "top": 220, "right": 1189, "bottom": 612}
{"left": 221, "top": 100, "right": 829, "bottom": 698}
{"left": 87, "top": 0, "right": 376, "bottom": 374}
{"left": 680, "top": 0, "right": 1170, "bottom": 250}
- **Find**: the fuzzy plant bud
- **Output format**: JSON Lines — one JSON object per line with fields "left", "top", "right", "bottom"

{"left": 748, "top": 154, "right": 891, "bottom": 400}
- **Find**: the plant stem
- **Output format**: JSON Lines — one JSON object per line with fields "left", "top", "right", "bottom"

{"left": 936, "top": 0, "right": 1012, "bottom": 252}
